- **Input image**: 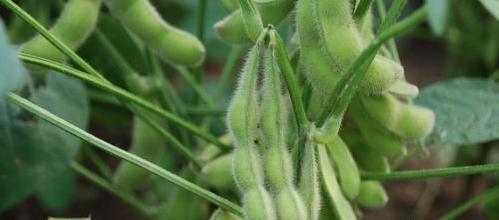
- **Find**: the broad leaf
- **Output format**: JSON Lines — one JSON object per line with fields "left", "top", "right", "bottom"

{"left": 425, "top": 0, "right": 449, "bottom": 36}
{"left": 0, "top": 72, "right": 89, "bottom": 212}
{"left": 0, "top": 18, "right": 27, "bottom": 97}
{"left": 480, "top": 0, "right": 499, "bottom": 21}
{"left": 415, "top": 78, "right": 499, "bottom": 145}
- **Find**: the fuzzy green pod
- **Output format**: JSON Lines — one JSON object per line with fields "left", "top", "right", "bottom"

{"left": 340, "top": 127, "right": 391, "bottom": 173}
{"left": 21, "top": 0, "right": 101, "bottom": 67}
{"left": 104, "top": 0, "right": 205, "bottom": 67}
{"left": 296, "top": 0, "right": 341, "bottom": 99}
{"left": 310, "top": 0, "right": 403, "bottom": 95}
{"left": 390, "top": 103, "right": 435, "bottom": 139}
{"left": 260, "top": 50, "right": 306, "bottom": 220}
{"left": 214, "top": 12, "right": 251, "bottom": 44}
{"left": 360, "top": 93, "right": 400, "bottom": 127}
{"left": 351, "top": 98, "right": 407, "bottom": 158}
{"left": 314, "top": 116, "right": 342, "bottom": 145}
{"left": 360, "top": 93, "right": 435, "bottom": 139}
{"left": 356, "top": 181, "right": 389, "bottom": 209}
{"left": 159, "top": 169, "right": 209, "bottom": 220}
{"left": 299, "top": 131, "right": 321, "bottom": 220}
{"left": 209, "top": 208, "right": 243, "bottom": 220}
{"left": 318, "top": 144, "right": 357, "bottom": 220}
{"left": 113, "top": 114, "right": 164, "bottom": 190}
{"left": 326, "top": 137, "right": 361, "bottom": 200}
{"left": 198, "top": 134, "right": 233, "bottom": 163}
{"left": 389, "top": 80, "right": 419, "bottom": 98}
{"left": 215, "top": 0, "right": 294, "bottom": 44}
{"left": 242, "top": 186, "right": 276, "bottom": 220}
{"left": 201, "top": 154, "right": 234, "bottom": 190}
{"left": 227, "top": 44, "right": 276, "bottom": 220}
{"left": 238, "top": 0, "right": 264, "bottom": 42}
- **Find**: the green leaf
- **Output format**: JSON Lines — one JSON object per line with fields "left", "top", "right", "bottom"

{"left": 0, "top": 72, "right": 88, "bottom": 213}
{"left": 479, "top": 0, "right": 499, "bottom": 21}
{"left": 0, "top": 18, "right": 27, "bottom": 96}
{"left": 415, "top": 78, "right": 499, "bottom": 145}
{"left": 425, "top": 0, "right": 449, "bottom": 35}
{"left": 0, "top": 101, "right": 39, "bottom": 212}
{"left": 37, "top": 167, "right": 76, "bottom": 213}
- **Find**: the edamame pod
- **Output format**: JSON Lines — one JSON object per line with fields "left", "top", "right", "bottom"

{"left": 389, "top": 80, "right": 419, "bottom": 98}
{"left": 214, "top": 12, "right": 251, "bottom": 44}
{"left": 299, "top": 130, "right": 321, "bottom": 220}
{"left": 238, "top": 0, "right": 264, "bottom": 42}
{"left": 359, "top": 93, "right": 435, "bottom": 139}
{"left": 312, "top": 0, "right": 403, "bottom": 94}
{"left": 351, "top": 98, "right": 407, "bottom": 158}
{"left": 390, "top": 104, "right": 435, "bottom": 139}
{"left": 340, "top": 127, "right": 391, "bottom": 173}
{"left": 21, "top": 0, "right": 101, "bottom": 69}
{"left": 201, "top": 154, "right": 234, "bottom": 190}
{"left": 104, "top": 0, "right": 205, "bottom": 67}
{"left": 227, "top": 43, "right": 276, "bottom": 220}
{"left": 356, "top": 181, "right": 389, "bottom": 209}
{"left": 359, "top": 94, "right": 400, "bottom": 128}
{"left": 261, "top": 50, "right": 306, "bottom": 220}
{"left": 326, "top": 137, "right": 361, "bottom": 200}
{"left": 215, "top": 0, "right": 294, "bottom": 44}
{"left": 318, "top": 144, "right": 357, "bottom": 220}
{"left": 112, "top": 113, "right": 165, "bottom": 190}
{"left": 199, "top": 134, "right": 233, "bottom": 163}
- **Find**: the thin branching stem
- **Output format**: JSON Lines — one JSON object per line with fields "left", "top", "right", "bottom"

{"left": 18, "top": 53, "right": 230, "bottom": 150}
{"left": 7, "top": 93, "right": 243, "bottom": 216}
{"left": 70, "top": 161, "right": 152, "bottom": 216}
{"left": 363, "top": 163, "right": 499, "bottom": 181}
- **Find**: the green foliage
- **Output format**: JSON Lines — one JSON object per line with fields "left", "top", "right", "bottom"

{"left": 425, "top": 0, "right": 449, "bottom": 35}
{"left": 2, "top": 0, "right": 499, "bottom": 219}
{"left": 416, "top": 78, "right": 499, "bottom": 145}
{"left": 0, "top": 19, "right": 27, "bottom": 96}
{"left": 0, "top": 72, "right": 89, "bottom": 212}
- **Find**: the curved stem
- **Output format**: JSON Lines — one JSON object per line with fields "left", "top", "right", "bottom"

{"left": 362, "top": 163, "right": 499, "bottom": 181}
{"left": 70, "top": 161, "right": 152, "bottom": 216}
{"left": 18, "top": 53, "right": 230, "bottom": 150}
{"left": 7, "top": 93, "right": 243, "bottom": 216}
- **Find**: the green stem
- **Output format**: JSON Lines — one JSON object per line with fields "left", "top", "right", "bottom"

{"left": 94, "top": 32, "right": 202, "bottom": 167}
{"left": 82, "top": 146, "right": 114, "bottom": 180}
{"left": 70, "top": 161, "right": 151, "bottom": 216}
{"left": 7, "top": 93, "right": 243, "bottom": 216}
{"left": 318, "top": 4, "right": 425, "bottom": 125}
{"left": 94, "top": 29, "right": 136, "bottom": 78}
{"left": 18, "top": 53, "right": 230, "bottom": 150}
{"left": 174, "top": 65, "right": 217, "bottom": 108}
{"left": 3, "top": 0, "right": 227, "bottom": 152}
{"left": 376, "top": 0, "right": 401, "bottom": 62}
{"left": 438, "top": 186, "right": 499, "bottom": 220}
{"left": 362, "top": 163, "right": 499, "bottom": 181}
{"left": 269, "top": 30, "right": 309, "bottom": 131}
{"left": 269, "top": 29, "right": 310, "bottom": 180}
{"left": 197, "top": 0, "right": 207, "bottom": 43}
